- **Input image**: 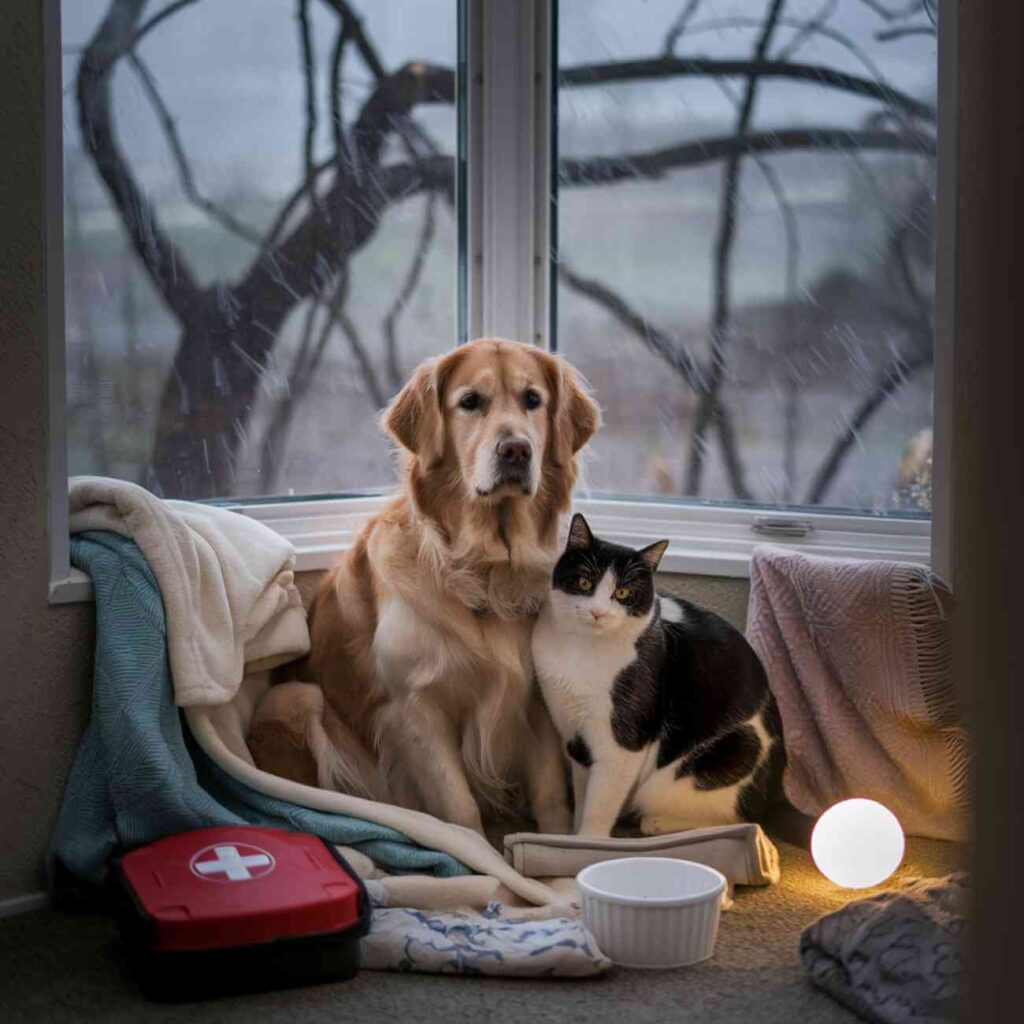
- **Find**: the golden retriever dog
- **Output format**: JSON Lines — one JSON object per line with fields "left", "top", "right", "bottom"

{"left": 249, "top": 338, "right": 600, "bottom": 834}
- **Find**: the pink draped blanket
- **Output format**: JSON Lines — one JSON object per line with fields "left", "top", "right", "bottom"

{"left": 746, "top": 546, "right": 968, "bottom": 841}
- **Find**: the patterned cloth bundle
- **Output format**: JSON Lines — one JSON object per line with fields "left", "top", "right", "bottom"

{"left": 801, "top": 874, "right": 966, "bottom": 1024}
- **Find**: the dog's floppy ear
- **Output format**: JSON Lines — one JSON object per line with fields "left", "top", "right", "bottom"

{"left": 541, "top": 352, "right": 601, "bottom": 467}
{"left": 383, "top": 359, "right": 446, "bottom": 466}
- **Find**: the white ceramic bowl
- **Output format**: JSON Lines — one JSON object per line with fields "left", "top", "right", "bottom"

{"left": 577, "top": 857, "right": 726, "bottom": 969}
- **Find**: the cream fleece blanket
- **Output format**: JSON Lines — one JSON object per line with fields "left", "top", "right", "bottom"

{"left": 69, "top": 477, "right": 308, "bottom": 707}
{"left": 746, "top": 545, "right": 968, "bottom": 841}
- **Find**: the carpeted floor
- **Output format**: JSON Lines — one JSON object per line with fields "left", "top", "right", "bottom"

{"left": 1, "top": 837, "right": 961, "bottom": 1024}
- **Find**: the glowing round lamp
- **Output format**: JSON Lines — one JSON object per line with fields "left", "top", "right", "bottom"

{"left": 811, "top": 798, "right": 905, "bottom": 889}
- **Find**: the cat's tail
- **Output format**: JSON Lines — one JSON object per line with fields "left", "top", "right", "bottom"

{"left": 755, "top": 714, "right": 815, "bottom": 850}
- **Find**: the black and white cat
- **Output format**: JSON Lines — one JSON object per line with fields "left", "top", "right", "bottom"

{"left": 532, "top": 514, "right": 784, "bottom": 837}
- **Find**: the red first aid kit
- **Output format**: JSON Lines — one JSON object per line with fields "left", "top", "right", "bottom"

{"left": 111, "top": 826, "right": 370, "bottom": 1001}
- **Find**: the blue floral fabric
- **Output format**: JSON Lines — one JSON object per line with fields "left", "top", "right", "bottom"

{"left": 362, "top": 884, "right": 611, "bottom": 977}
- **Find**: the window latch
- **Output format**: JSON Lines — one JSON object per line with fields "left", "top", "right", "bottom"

{"left": 751, "top": 517, "right": 814, "bottom": 539}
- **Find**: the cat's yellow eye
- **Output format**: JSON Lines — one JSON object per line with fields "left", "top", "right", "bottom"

{"left": 578, "top": 577, "right": 593, "bottom": 591}
{"left": 614, "top": 587, "right": 631, "bottom": 601}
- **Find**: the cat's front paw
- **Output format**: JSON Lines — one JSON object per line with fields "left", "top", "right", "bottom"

{"left": 639, "top": 814, "right": 685, "bottom": 836}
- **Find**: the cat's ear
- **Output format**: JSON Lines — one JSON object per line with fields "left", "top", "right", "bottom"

{"left": 566, "top": 513, "right": 594, "bottom": 551}
{"left": 638, "top": 539, "right": 669, "bottom": 572}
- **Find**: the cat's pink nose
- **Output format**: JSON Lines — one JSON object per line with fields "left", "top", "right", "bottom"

{"left": 590, "top": 609, "right": 606, "bottom": 621}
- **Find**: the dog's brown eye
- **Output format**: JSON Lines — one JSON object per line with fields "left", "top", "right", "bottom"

{"left": 524, "top": 388, "right": 542, "bottom": 410}
{"left": 459, "top": 391, "right": 481, "bottom": 411}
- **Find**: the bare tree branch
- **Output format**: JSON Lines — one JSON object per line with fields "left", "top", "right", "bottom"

{"left": 560, "top": 126, "right": 934, "bottom": 188}
{"left": 685, "top": 0, "right": 786, "bottom": 502}
{"left": 259, "top": 273, "right": 344, "bottom": 489}
{"left": 774, "top": 0, "right": 838, "bottom": 61}
{"left": 559, "top": 257, "right": 755, "bottom": 500}
{"left": 560, "top": 55, "right": 934, "bottom": 121}
{"left": 675, "top": 13, "right": 918, "bottom": 133}
{"left": 235, "top": 59, "right": 454, "bottom": 320}
{"left": 715, "top": 403, "right": 754, "bottom": 505}
{"left": 259, "top": 259, "right": 389, "bottom": 492}
{"left": 235, "top": 154, "right": 453, "bottom": 325}
{"left": 133, "top": 0, "right": 199, "bottom": 46}
{"left": 805, "top": 349, "right": 932, "bottom": 505}
{"left": 557, "top": 262, "right": 706, "bottom": 391}
{"left": 352, "top": 61, "right": 453, "bottom": 169}
{"left": 382, "top": 192, "right": 437, "bottom": 389}
{"left": 253, "top": 155, "right": 337, "bottom": 263}
{"left": 62, "top": 1, "right": 198, "bottom": 68}
{"left": 125, "top": 50, "right": 263, "bottom": 245}
{"left": 319, "top": 0, "right": 386, "bottom": 81}
{"left": 250, "top": 2, "right": 386, "bottom": 263}
{"left": 845, "top": 149, "right": 932, "bottom": 326}
{"left": 663, "top": 0, "right": 702, "bottom": 55}
{"left": 328, "top": 11, "right": 354, "bottom": 174}
{"left": 856, "top": 0, "right": 925, "bottom": 21}
{"left": 78, "top": 0, "right": 201, "bottom": 323}
{"left": 337, "top": 305, "right": 386, "bottom": 409}
{"left": 297, "top": 0, "right": 322, "bottom": 221}
{"left": 761, "top": 158, "right": 803, "bottom": 501}
{"left": 704, "top": 56, "right": 803, "bottom": 501}
{"left": 890, "top": 201, "right": 931, "bottom": 324}
{"left": 875, "top": 24, "right": 935, "bottom": 41}
{"left": 235, "top": 57, "right": 454, "bottom": 314}
{"left": 320, "top": 0, "right": 445, "bottom": 172}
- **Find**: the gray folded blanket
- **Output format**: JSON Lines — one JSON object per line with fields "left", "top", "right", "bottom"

{"left": 800, "top": 874, "right": 966, "bottom": 1024}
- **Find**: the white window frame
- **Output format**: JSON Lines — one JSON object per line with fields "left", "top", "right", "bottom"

{"left": 47, "top": 0, "right": 951, "bottom": 605}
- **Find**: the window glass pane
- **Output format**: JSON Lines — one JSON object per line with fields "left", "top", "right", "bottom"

{"left": 63, "top": 0, "right": 458, "bottom": 499}
{"left": 555, "top": 0, "right": 937, "bottom": 514}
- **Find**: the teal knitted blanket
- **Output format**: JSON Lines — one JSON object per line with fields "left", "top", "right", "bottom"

{"left": 51, "top": 531, "right": 468, "bottom": 885}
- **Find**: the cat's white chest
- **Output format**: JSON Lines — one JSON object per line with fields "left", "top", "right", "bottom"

{"left": 532, "top": 608, "right": 637, "bottom": 739}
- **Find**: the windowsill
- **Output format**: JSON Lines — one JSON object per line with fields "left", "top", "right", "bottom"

{"left": 48, "top": 493, "right": 931, "bottom": 605}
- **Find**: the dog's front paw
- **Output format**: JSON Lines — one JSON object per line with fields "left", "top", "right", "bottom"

{"left": 577, "top": 822, "right": 613, "bottom": 839}
{"left": 536, "top": 807, "right": 573, "bottom": 835}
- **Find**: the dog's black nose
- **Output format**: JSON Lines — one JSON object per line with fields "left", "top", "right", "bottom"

{"left": 497, "top": 437, "right": 532, "bottom": 465}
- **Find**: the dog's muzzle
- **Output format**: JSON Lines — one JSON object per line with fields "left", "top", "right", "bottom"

{"left": 484, "top": 435, "right": 534, "bottom": 494}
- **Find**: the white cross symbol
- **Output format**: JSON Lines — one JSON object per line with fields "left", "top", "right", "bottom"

{"left": 191, "top": 844, "right": 274, "bottom": 881}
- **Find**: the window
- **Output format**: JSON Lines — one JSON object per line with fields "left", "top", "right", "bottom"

{"left": 554, "top": 0, "right": 938, "bottom": 515}
{"left": 62, "top": 0, "right": 458, "bottom": 500}
{"left": 50, "top": 1, "right": 947, "bottom": 595}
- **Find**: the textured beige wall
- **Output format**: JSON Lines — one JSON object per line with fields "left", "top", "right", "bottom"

{"left": 657, "top": 573, "right": 749, "bottom": 629}
{"left": 0, "top": 2, "right": 98, "bottom": 902}
{"left": 0, "top": 1, "right": 748, "bottom": 903}
{"left": 295, "top": 571, "right": 750, "bottom": 629}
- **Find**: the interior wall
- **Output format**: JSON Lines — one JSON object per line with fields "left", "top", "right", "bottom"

{"left": 954, "top": 1, "right": 1024, "bottom": 1020}
{"left": 295, "top": 571, "right": 749, "bottom": 630}
{"left": 0, "top": 1, "right": 96, "bottom": 905}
